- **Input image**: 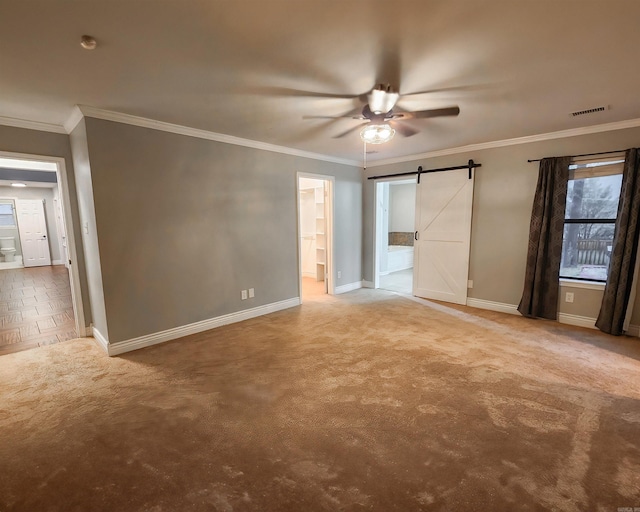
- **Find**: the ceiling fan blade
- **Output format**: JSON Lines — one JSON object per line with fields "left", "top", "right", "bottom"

{"left": 393, "top": 106, "right": 461, "bottom": 120}
{"left": 303, "top": 114, "right": 366, "bottom": 120}
{"left": 246, "top": 86, "right": 360, "bottom": 100}
{"left": 390, "top": 121, "right": 418, "bottom": 138}
{"left": 333, "top": 122, "right": 368, "bottom": 139}
{"left": 303, "top": 106, "right": 366, "bottom": 121}
{"left": 302, "top": 107, "right": 368, "bottom": 120}
{"left": 401, "top": 85, "right": 483, "bottom": 97}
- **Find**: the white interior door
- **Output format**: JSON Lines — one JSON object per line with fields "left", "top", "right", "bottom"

{"left": 413, "top": 169, "right": 474, "bottom": 304}
{"left": 16, "top": 199, "right": 52, "bottom": 267}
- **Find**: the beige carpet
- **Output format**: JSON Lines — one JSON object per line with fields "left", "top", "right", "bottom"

{"left": 1, "top": 289, "right": 640, "bottom": 511}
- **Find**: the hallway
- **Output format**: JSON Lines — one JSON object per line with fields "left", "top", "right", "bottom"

{"left": 0, "top": 266, "right": 76, "bottom": 355}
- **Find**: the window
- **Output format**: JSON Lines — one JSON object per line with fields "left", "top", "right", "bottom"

{"left": 0, "top": 203, "right": 16, "bottom": 228}
{"left": 559, "top": 156, "right": 625, "bottom": 282}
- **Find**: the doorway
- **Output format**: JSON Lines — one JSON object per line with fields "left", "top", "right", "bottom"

{"left": 0, "top": 152, "right": 85, "bottom": 354}
{"left": 374, "top": 179, "right": 417, "bottom": 295}
{"left": 297, "top": 174, "right": 334, "bottom": 302}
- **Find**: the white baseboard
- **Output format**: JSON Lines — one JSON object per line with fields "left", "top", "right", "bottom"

{"left": 77, "top": 324, "right": 91, "bottom": 337}
{"left": 0, "top": 255, "right": 23, "bottom": 269}
{"left": 91, "top": 326, "right": 109, "bottom": 354}
{"left": 52, "top": 259, "right": 65, "bottom": 265}
{"left": 301, "top": 271, "right": 315, "bottom": 278}
{"left": 103, "top": 297, "right": 301, "bottom": 356}
{"left": 557, "top": 312, "right": 597, "bottom": 330}
{"left": 334, "top": 281, "right": 363, "bottom": 295}
{"left": 466, "top": 297, "right": 519, "bottom": 315}
{"left": 464, "top": 297, "right": 640, "bottom": 335}
{"left": 362, "top": 280, "right": 375, "bottom": 289}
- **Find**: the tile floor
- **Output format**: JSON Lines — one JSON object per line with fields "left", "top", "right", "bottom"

{"left": 0, "top": 265, "right": 76, "bottom": 355}
{"left": 379, "top": 268, "right": 413, "bottom": 294}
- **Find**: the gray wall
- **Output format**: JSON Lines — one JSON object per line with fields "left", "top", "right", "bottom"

{"left": 0, "top": 124, "right": 90, "bottom": 327}
{"left": 0, "top": 186, "right": 62, "bottom": 262}
{"left": 81, "top": 118, "right": 362, "bottom": 344}
{"left": 389, "top": 183, "right": 416, "bottom": 232}
{"left": 363, "top": 126, "right": 640, "bottom": 323}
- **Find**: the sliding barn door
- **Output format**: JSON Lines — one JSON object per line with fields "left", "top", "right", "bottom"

{"left": 413, "top": 169, "right": 474, "bottom": 304}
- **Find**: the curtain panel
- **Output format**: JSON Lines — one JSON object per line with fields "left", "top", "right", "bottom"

{"left": 518, "top": 157, "right": 571, "bottom": 319}
{"left": 596, "top": 148, "right": 640, "bottom": 335}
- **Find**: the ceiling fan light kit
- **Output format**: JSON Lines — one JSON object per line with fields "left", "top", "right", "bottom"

{"left": 360, "top": 123, "right": 395, "bottom": 144}
{"left": 303, "top": 82, "right": 460, "bottom": 145}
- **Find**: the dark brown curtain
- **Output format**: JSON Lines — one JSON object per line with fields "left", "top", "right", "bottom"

{"left": 596, "top": 149, "right": 640, "bottom": 335}
{"left": 518, "top": 156, "right": 571, "bottom": 319}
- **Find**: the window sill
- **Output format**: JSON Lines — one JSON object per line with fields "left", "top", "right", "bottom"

{"left": 559, "top": 278, "right": 605, "bottom": 291}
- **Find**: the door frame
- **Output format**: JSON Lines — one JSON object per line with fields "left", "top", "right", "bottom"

{"left": 0, "top": 150, "right": 87, "bottom": 337}
{"left": 373, "top": 177, "right": 417, "bottom": 290}
{"left": 296, "top": 172, "right": 335, "bottom": 302}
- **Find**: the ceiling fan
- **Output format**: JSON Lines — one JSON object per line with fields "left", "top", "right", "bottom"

{"left": 303, "top": 83, "right": 461, "bottom": 143}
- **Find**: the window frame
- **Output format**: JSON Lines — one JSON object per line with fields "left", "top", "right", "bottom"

{"left": 0, "top": 201, "right": 17, "bottom": 229}
{"left": 558, "top": 155, "right": 625, "bottom": 284}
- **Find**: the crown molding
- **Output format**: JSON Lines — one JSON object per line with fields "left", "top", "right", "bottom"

{"left": 63, "top": 106, "right": 85, "bottom": 134}
{"left": 366, "top": 117, "right": 640, "bottom": 168}
{"left": 0, "top": 115, "right": 66, "bottom": 134}
{"left": 70, "top": 105, "right": 359, "bottom": 167}
{"left": 9, "top": 106, "right": 640, "bottom": 170}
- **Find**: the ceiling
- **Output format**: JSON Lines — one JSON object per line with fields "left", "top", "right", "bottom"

{"left": 1, "top": 0, "right": 640, "bottom": 163}
{"left": 0, "top": 180, "right": 55, "bottom": 189}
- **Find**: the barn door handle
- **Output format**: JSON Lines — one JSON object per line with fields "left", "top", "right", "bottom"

{"left": 414, "top": 231, "right": 419, "bottom": 241}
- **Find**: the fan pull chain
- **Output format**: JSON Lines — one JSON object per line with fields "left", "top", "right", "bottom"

{"left": 363, "top": 140, "right": 367, "bottom": 170}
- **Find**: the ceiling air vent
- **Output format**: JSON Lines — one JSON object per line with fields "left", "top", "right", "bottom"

{"left": 571, "top": 106, "right": 607, "bottom": 117}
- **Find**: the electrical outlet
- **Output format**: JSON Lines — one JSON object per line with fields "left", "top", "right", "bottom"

{"left": 248, "top": 288, "right": 255, "bottom": 298}
{"left": 241, "top": 290, "right": 248, "bottom": 300}
{"left": 565, "top": 292, "right": 574, "bottom": 303}
{"left": 467, "top": 279, "right": 473, "bottom": 289}
{"left": 337, "top": 271, "right": 342, "bottom": 279}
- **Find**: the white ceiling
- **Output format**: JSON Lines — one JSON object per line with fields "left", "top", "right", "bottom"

{"left": 1, "top": 1, "right": 639, "bottom": 162}
{"left": 0, "top": 180, "right": 55, "bottom": 189}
